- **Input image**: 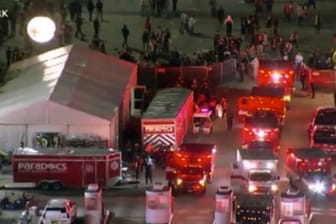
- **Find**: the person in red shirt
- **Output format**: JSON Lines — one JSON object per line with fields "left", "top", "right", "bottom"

{"left": 283, "top": 1, "right": 293, "bottom": 22}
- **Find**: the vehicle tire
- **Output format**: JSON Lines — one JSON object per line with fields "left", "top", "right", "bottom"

{"left": 38, "top": 182, "right": 50, "bottom": 191}
{"left": 51, "top": 182, "right": 63, "bottom": 191}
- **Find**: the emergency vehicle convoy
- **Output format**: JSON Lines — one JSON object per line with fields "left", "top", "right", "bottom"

{"left": 286, "top": 147, "right": 335, "bottom": 195}
{"left": 165, "top": 143, "right": 216, "bottom": 195}
{"left": 231, "top": 149, "right": 279, "bottom": 194}
{"left": 11, "top": 147, "right": 121, "bottom": 190}
{"left": 308, "top": 106, "right": 336, "bottom": 154}
{"left": 256, "top": 59, "right": 294, "bottom": 106}
{"left": 241, "top": 110, "right": 281, "bottom": 147}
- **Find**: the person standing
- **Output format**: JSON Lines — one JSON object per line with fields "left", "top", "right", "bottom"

{"left": 283, "top": 1, "right": 293, "bottom": 22}
{"left": 216, "top": 6, "right": 224, "bottom": 27}
{"left": 224, "top": 15, "right": 233, "bottom": 36}
{"left": 96, "top": 0, "right": 103, "bottom": 21}
{"left": 121, "top": 25, "right": 130, "bottom": 48}
{"left": 87, "top": 0, "right": 95, "bottom": 22}
{"left": 144, "top": 155, "right": 154, "bottom": 185}
{"left": 75, "top": 15, "right": 85, "bottom": 40}
{"left": 226, "top": 111, "right": 233, "bottom": 131}
{"left": 172, "top": 0, "right": 178, "bottom": 13}
{"left": 314, "top": 13, "right": 321, "bottom": 34}
{"left": 6, "top": 47, "right": 12, "bottom": 68}
{"left": 93, "top": 17, "right": 100, "bottom": 38}
{"left": 142, "top": 29, "right": 150, "bottom": 51}
{"left": 209, "top": 0, "right": 217, "bottom": 17}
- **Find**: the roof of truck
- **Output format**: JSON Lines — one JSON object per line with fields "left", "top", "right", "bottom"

{"left": 289, "top": 147, "right": 327, "bottom": 159}
{"left": 235, "top": 193, "right": 274, "bottom": 208}
{"left": 239, "top": 149, "right": 276, "bottom": 160}
{"left": 14, "top": 147, "right": 119, "bottom": 156}
{"left": 143, "top": 88, "right": 193, "bottom": 119}
{"left": 180, "top": 143, "right": 216, "bottom": 154}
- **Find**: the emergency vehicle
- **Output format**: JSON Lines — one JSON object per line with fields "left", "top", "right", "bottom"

{"left": 238, "top": 95, "right": 286, "bottom": 125}
{"left": 307, "top": 106, "right": 336, "bottom": 137}
{"left": 233, "top": 194, "right": 275, "bottom": 224}
{"left": 278, "top": 190, "right": 311, "bottom": 224}
{"left": 141, "top": 88, "right": 194, "bottom": 150}
{"left": 231, "top": 149, "right": 279, "bottom": 194}
{"left": 251, "top": 85, "right": 290, "bottom": 109}
{"left": 257, "top": 59, "right": 294, "bottom": 104}
{"left": 12, "top": 147, "right": 121, "bottom": 190}
{"left": 192, "top": 108, "right": 213, "bottom": 134}
{"left": 165, "top": 143, "right": 216, "bottom": 194}
{"left": 241, "top": 140, "right": 279, "bottom": 156}
{"left": 310, "top": 124, "right": 336, "bottom": 154}
{"left": 242, "top": 110, "right": 281, "bottom": 146}
{"left": 286, "top": 147, "right": 335, "bottom": 196}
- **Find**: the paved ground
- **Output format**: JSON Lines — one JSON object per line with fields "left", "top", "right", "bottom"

{"left": 0, "top": 0, "right": 335, "bottom": 65}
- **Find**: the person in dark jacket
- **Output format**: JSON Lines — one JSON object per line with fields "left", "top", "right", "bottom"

{"left": 96, "top": 0, "right": 103, "bottom": 21}
{"left": 6, "top": 47, "right": 12, "bottom": 68}
{"left": 93, "top": 18, "right": 100, "bottom": 38}
{"left": 75, "top": 15, "right": 85, "bottom": 39}
{"left": 121, "top": 25, "right": 130, "bottom": 48}
{"left": 87, "top": 0, "right": 95, "bottom": 22}
{"left": 226, "top": 111, "right": 233, "bottom": 131}
{"left": 216, "top": 6, "right": 224, "bottom": 26}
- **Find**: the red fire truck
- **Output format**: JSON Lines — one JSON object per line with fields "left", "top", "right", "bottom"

{"left": 286, "top": 147, "right": 335, "bottom": 196}
{"left": 238, "top": 95, "right": 286, "bottom": 125}
{"left": 165, "top": 143, "right": 216, "bottom": 194}
{"left": 12, "top": 147, "right": 121, "bottom": 190}
{"left": 141, "top": 88, "right": 194, "bottom": 150}
{"left": 257, "top": 59, "right": 294, "bottom": 105}
{"left": 241, "top": 110, "right": 281, "bottom": 146}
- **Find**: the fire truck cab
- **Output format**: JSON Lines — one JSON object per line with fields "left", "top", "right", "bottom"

{"left": 232, "top": 149, "right": 279, "bottom": 194}
{"left": 286, "top": 147, "right": 335, "bottom": 196}
{"left": 242, "top": 110, "right": 281, "bottom": 146}
{"left": 192, "top": 108, "right": 213, "bottom": 134}
{"left": 233, "top": 194, "right": 275, "bottom": 224}
{"left": 278, "top": 190, "right": 310, "bottom": 224}
{"left": 238, "top": 96, "right": 286, "bottom": 125}
{"left": 257, "top": 60, "right": 294, "bottom": 103}
{"left": 165, "top": 143, "right": 216, "bottom": 192}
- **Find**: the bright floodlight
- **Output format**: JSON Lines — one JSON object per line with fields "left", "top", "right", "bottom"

{"left": 27, "top": 16, "right": 56, "bottom": 43}
{"left": 257, "top": 130, "right": 266, "bottom": 139}
{"left": 272, "top": 73, "right": 281, "bottom": 83}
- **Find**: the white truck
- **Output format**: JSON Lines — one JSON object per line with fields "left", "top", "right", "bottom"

{"left": 231, "top": 149, "right": 279, "bottom": 194}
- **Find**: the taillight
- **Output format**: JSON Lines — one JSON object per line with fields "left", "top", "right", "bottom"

{"left": 260, "top": 69, "right": 265, "bottom": 74}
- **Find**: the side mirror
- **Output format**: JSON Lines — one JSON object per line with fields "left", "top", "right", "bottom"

{"left": 232, "top": 162, "right": 239, "bottom": 169}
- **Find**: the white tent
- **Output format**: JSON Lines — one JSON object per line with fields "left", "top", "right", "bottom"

{"left": 0, "top": 44, "right": 137, "bottom": 151}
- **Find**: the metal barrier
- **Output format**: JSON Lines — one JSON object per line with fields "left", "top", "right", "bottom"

{"left": 137, "top": 59, "right": 237, "bottom": 89}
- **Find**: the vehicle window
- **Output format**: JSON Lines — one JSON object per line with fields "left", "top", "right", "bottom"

{"left": 313, "top": 134, "right": 336, "bottom": 144}
{"left": 193, "top": 117, "right": 209, "bottom": 124}
{"left": 249, "top": 172, "right": 273, "bottom": 181}
{"left": 181, "top": 167, "right": 203, "bottom": 174}
{"left": 245, "top": 114, "right": 278, "bottom": 128}
{"left": 305, "top": 171, "right": 328, "bottom": 179}
{"left": 315, "top": 110, "right": 336, "bottom": 125}
{"left": 46, "top": 207, "right": 66, "bottom": 213}
{"left": 248, "top": 141, "right": 273, "bottom": 149}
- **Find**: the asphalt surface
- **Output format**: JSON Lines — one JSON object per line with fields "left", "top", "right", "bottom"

{"left": 0, "top": 0, "right": 336, "bottom": 223}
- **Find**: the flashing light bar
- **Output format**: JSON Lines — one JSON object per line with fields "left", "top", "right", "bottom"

{"left": 201, "top": 108, "right": 209, "bottom": 112}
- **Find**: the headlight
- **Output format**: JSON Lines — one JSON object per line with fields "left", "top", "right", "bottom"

{"left": 271, "top": 184, "right": 278, "bottom": 192}
{"left": 199, "top": 179, "right": 206, "bottom": 186}
{"left": 176, "top": 178, "right": 183, "bottom": 185}
{"left": 332, "top": 184, "right": 336, "bottom": 191}
{"left": 283, "top": 95, "right": 291, "bottom": 102}
{"left": 248, "top": 185, "right": 257, "bottom": 192}
{"left": 266, "top": 162, "right": 274, "bottom": 169}
{"left": 309, "top": 182, "right": 325, "bottom": 193}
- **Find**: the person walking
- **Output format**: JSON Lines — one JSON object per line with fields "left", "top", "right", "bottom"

{"left": 226, "top": 111, "right": 233, "bottom": 131}
{"left": 75, "top": 15, "right": 85, "bottom": 40}
{"left": 93, "top": 17, "right": 100, "bottom": 38}
{"left": 314, "top": 13, "right": 321, "bottom": 34}
{"left": 224, "top": 15, "right": 233, "bottom": 36}
{"left": 96, "top": 0, "right": 103, "bottom": 21}
{"left": 87, "top": 0, "right": 95, "bottom": 22}
{"left": 121, "top": 25, "right": 130, "bottom": 48}
{"left": 6, "top": 47, "right": 12, "bottom": 68}
{"left": 144, "top": 155, "right": 154, "bottom": 185}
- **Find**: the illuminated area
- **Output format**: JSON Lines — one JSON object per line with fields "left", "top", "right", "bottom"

{"left": 271, "top": 72, "right": 281, "bottom": 83}
{"left": 27, "top": 17, "right": 56, "bottom": 43}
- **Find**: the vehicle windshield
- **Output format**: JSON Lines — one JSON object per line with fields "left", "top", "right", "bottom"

{"left": 315, "top": 110, "right": 336, "bottom": 125}
{"left": 247, "top": 141, "right": 273, "bottom": 150}
{"left": 45, "top": 207, "right": 66, "bottom": 213}
{"left": 193, "top": 117, "right": 211, "bottom": 125}
{"left": 180, "top": 167, "right": 203, "bottom": 175}
{"left": 245, "top": 112, "right": 278, "bottom": 128}
{"left": 249, "top": 172, "right": 273, "bottom": 181}
{"left": 305, "top": 171, "right": 329, "bottom": 181}
{"left": 313, "top": 131, "right": 336, "bottom": 144}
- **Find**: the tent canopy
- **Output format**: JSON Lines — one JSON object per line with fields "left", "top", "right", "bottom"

{"left": 0, "top": 44, "right": 137, "bottom": 122}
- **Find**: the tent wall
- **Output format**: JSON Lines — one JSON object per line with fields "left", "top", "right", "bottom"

{"left": 68, "top": 124, "right": 110, "bottom": 141}
{"left": 0, "top": 125, "right": 26, "bottom": 152}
